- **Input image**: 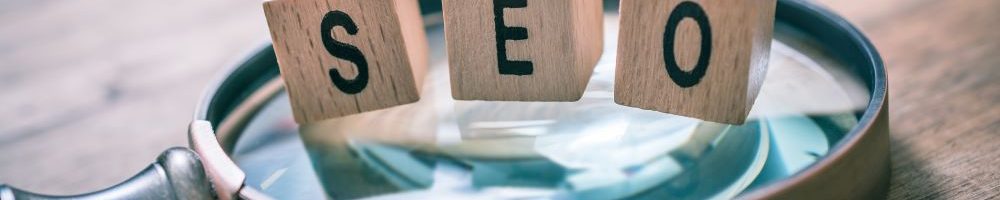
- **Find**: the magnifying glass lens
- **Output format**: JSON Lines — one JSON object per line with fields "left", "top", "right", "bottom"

{"left": 226, "top": 14, "right": 866, "bottom": 199}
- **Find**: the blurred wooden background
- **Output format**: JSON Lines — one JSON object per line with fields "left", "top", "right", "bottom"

{"left": 0, "top": 0, "right": 996, "bottom": 199}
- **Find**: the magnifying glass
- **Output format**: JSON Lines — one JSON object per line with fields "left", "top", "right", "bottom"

{"left": 0, "top": 0, "right": 889, "bottom": 199}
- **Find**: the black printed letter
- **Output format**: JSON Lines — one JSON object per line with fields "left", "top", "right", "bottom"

{"left": 493, "top": 0, "right": 533, "bottom": 75}
{"left": 321, "top": 11, "right": 368, "bottom": 94}
{"left": 663, "top": 2, "right": 712, "bottom": 88}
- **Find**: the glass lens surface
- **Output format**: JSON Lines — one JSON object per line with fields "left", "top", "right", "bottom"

{"left": 229, "top": 13, "right": 869, "bottom": 200}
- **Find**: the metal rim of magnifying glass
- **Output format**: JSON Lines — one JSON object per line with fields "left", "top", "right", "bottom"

{"left": 189, "top": 0, "right": 890, "bottom": 199}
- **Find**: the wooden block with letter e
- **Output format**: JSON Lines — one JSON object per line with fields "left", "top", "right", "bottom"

{"left": 443, "top": 0, "right": 603, "bottom": 101}
{"left": 263, "top": 0, "right": 428, "bottom": 123}
{"left": 615, "top": 0, "right": 776, "bottom": 124}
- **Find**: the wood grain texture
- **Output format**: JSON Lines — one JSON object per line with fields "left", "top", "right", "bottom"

{"left": 0, "top": 0, "right": 271, "bottom": 194}
{"left": 263, "top": 0, "right": 427, "bottom": 123}
{"left": 614, "top": 0, "right": 776, "bottom": 124}
{"left": 442, "top": 0, "right": 603, "bottom": 101}
{"left": 0, "top": 0, "right": 996, "bottom": 199}
{"left": 813, "top": 0, "right": 1000, "bottom": 199}
{"left": 395, "top": 0, "right": 431, "bottom": 87}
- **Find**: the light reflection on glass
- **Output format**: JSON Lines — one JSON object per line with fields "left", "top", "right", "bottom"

{"left": 229, "top": 13, "right": 868, "bottom": 200}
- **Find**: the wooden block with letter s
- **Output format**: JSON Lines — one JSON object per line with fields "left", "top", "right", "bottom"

{"left": 263, "top": 0, "right": 428, "bottom": 123}
{"left": 443, "top": 0, "right": 603, "bottom": 101}
{"left": 615, "top": 0, "right": 776, "bottom": 124}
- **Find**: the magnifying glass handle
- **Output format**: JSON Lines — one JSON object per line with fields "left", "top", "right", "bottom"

{"left": 0, "top": 147, "right": 214, "bottom": 200}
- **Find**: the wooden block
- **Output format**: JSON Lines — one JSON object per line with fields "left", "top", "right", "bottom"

{"left": 615, "top": 0, "right": 776, "bottom": 124}
{"left": 443, "top": 0, "right": 603, "bottom": 101}
{"left": 263, "top": 0, "right": 428, "bottom": 123}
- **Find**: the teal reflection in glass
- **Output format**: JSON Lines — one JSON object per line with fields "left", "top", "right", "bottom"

{"left": 228, "top": 12, "right": 868, "bottom": 200}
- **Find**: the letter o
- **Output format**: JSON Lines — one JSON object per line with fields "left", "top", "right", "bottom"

{"left": 663, "top": 1, "right": 712, "bottom": 88}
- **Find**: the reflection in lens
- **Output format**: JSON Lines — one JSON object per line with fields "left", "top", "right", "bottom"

{"left": 229, "top": 14, "right": 868, "bottom": 200}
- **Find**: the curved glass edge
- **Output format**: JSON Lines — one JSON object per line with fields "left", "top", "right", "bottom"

{"left": 738, "top": 0, "right": 888, "bottom": 199}
{"left": 194, "top": 0, "right": 889, "bottom": 199}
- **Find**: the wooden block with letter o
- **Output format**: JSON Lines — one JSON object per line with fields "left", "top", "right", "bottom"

{"left": 263, "top": 0, "right": 428, "bottom": 123}
{"left": 615, "top": 0, "right": 776, "bottom": 124}
{"left": 443, "top": 0, "right": 603, "bottom": 101}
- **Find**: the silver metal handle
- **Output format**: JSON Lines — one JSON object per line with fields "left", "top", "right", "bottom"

{"left": 0, "top": 147, "right": 214, "bottom": 200}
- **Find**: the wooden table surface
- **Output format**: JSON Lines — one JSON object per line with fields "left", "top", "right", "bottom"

{"left": 0, "top": 0, "right": 996, "bottom": 199}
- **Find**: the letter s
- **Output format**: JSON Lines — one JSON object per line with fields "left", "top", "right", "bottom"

{"left": 321, "top": 10, "right": 369, "bottom": 94}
